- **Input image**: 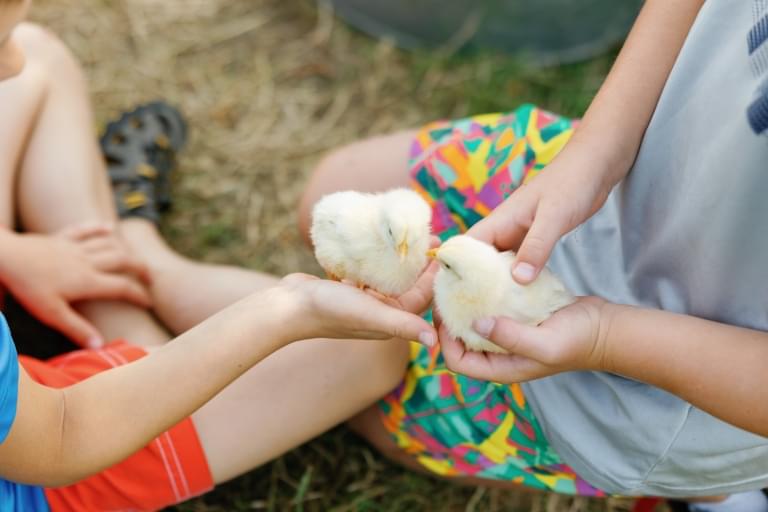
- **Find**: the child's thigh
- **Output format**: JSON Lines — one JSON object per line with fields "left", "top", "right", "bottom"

{"left": 0, "top": 23, "right": 72, "bottom": 226}
{"left": 192, "top": 338, "right": 410, "bottom": 484}
{"left": 298, "top": 130, "right": 417, "bottom": 238}
{"left": 0, "top": 39, "right": 50, "bottom": 225}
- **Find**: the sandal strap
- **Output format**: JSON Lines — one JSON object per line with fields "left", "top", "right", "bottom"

{"left": 100, "top": 101, "right": 187, "bottom": 223}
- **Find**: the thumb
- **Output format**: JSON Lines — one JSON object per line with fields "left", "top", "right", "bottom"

{"left": 473, "top": 316, "right": 546, "bottom": 360}
{"left": 512, "top": 210, "right": 562, "bottom": 284}
{"left": 47, "top": 302, "right": 105, "bottom": 349}
{"left": 396, "top": 261, "right": 437, "bottom": 314}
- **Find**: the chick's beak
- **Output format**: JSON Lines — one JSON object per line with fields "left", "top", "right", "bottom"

{"left": 397, "top": 240, "right": 409, "bottom": 262}
{"left": 426, "top": 248, "right": 439, "bottom": 260}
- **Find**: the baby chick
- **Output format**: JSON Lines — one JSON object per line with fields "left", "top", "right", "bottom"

{"left": 430, "top": 235, "right": 575, "bottom": 354}
{"left": 310, "top": 188, "right": 432, "bottom": 295}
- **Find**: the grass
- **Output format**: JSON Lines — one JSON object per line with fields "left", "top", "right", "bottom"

{"left": 28, "top": 1, "right": 654, "bottom": 510}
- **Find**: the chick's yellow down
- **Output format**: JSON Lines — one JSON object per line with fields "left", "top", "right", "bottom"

{"left": 310, "top": 188, "right": 432, "bottom": 295}
{"left": 432, "top": 235, "right": 575, "bottom": 354}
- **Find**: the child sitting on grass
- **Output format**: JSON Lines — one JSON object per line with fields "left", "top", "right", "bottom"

{"left": 300, "top": 1, "right": 768, "bottom": 511}
{"left": 0, "top": 1, "right": 436, "bottom": 510}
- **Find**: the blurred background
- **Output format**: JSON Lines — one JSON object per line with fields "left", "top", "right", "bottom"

{"left": 29, "top": 0, "right": 652, "bottom": 510}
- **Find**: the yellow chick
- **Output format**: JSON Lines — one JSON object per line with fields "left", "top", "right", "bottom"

{"left": 430, "top": 235, "right": 575, "bottom": 354}
{"left": 310, "top": 188, "right": 432, "bottom": 295}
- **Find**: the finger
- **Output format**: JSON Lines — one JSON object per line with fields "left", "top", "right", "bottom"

{"left": 437, "top": 323, "right": 464, "bottom": 358}
{"left": 362, "top": 288, "right": 404, "bottom": 312}
{"left": 440, "top": 323, "right": 543, "bottom": 382}
{"left": 466, "top": 197, "right": 531, "bottom": 252}
{"left": 396, "top": 261, "right": 437, "bottom": 314}
{"left": 353, "top": 294, "right": 436, "bottom": 345}
{"left": 437, "top": 325, "right": 505, "bottom": 380}
{"left": 45, "top": 301, "right": 105, "bottom": 349}
{"left": 382, "top": 308, "right": 436, "bottom": 346}
{"left": 428, "top": 235, "right": 441, "bottom": 249}
{"left": 81, "top": 235, "right": 121, "bottom": 253}
{"left": 473, "top": 316, "right": 550, "bottom": 361}
{"left": 364, "top": 287, "right": 390, "bottom": 302}
{"left": 88, "top": 249, "right": 152, "bottom": 284}
{"left": 57, "top": 221, "right": 114, "bottom": 241}
{"left": 83, "top": 274, "right": 153, "bottom": 308}
{"left": 282, "top": 273, "right": 319, "bottom": 286}
{"left": 512, "top": 206, "right": 563, "bottom": 284}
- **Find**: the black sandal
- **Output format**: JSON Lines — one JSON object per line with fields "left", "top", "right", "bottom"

{"left": 100, "top": 101, "right": 187, "bottom": 223}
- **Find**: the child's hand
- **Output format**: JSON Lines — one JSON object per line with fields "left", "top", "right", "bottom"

{"left": 0, "top": 223, "right": 152, "bottom": 348}
{"left": 438, "top": 296, "right": 611, "bottom": 383}
{"left": 278, "top": 272, "right": 437, "bottom": 346}
{"left": 467, "top": 151, "right": 613, "bottom": 284}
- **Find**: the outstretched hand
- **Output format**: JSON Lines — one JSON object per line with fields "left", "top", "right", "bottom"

{"left": 279, "top": 268, "right": 437, "bottom": 345}
{"left": 439, "top": 297, "right": 610, "bottom": 383}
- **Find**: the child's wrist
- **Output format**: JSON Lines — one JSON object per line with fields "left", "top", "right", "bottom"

{"left": 251, "top": 284, "right": 312, "bottom": 345}
{"left": 561, "top": 132, "right": 634, "bottom": 188}
{"left": 592, "top": 301, "right": 632, "bottom": 373}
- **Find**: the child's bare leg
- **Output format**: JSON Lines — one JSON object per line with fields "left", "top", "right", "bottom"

{"left": 6, "top": 23, "right": 167, "bottom": 346}
{"left": 192, "top": 337, "right": 409, "bottom": 483}
{"left": 119, "top": 219, "right": 277, "bottom": 334}
{"left": 13, "top": 24, "right": 114, "bottom": 228}
{"left": 297, "top": 131, "right": 417, "bottom": 244}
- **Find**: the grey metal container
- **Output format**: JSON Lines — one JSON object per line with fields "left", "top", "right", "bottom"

{"left": 326, "top": 0, "right": 643, "bottom": 64}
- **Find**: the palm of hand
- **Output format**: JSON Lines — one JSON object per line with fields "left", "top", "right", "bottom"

{"left": 438, "top": 296, "right": 607, "bottom": 384}
{"left": 278, "top": 268, "right": 436, "bottom": 343}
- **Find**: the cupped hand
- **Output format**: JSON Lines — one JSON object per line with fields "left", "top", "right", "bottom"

{"left": 0, "top": 223, "right": 152, "bottom": 348}
{"left": 439, "top": 296, "right": 610, "bottom": 383}
{"left": 467, "top": 153, "right": 612, "bottom": 284}
{"left": 279, "top": 270, "right": 437, "bottom": 345}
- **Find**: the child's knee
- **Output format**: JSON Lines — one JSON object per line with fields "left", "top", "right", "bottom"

{"left": 297, "top": 145, "right": 356, "bottom": 242}
{"left": 14, "top": 23, "right": 62, "bottom": 56}
{"left": 13, "top": 23, "right": 84, "bottom": 82}
{"left": 369, "top": 339, "right": 410, "bottom": 394}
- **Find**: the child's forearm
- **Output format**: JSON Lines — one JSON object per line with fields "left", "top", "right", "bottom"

{"left": 564, "top": 0, "right": 704, "bottom": 187}
{"left": 601, "top": 303, "right": 768, "bottom": 437}
{"left": 7, "top": 286, "right": 303, "bottom": 485}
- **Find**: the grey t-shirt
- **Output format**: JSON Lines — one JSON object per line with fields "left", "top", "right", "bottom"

{"left": 522, "top": 0, "right": 768, "bottom": 497}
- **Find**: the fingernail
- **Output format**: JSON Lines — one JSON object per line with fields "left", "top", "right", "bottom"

{"left": 418, "top": 331, "right": 435, "bottom": 347}
{"left": 473, "top": 317, "right": 495, "bottom": 337}
{"left": 513, "top": 263, "right": 536, "bottom": 282}
{"left": 87, "top": 336, "right": 103, "bottom": 349}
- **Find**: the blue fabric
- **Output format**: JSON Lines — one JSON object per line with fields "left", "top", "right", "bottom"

{"left": 0, "top": 314, "right": 18, "bottom": 444}
{"left": 0, "top": 314, "right": 50, "bottom": 511}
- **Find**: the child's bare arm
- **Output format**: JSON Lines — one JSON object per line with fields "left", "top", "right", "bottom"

{"left": 0, "top": 276, "right": 435, "bottom": 486}
{"left": 598, "top": 304, "right": 768, "bottom": 438}
{"left": 468, "top": 0, "right": 705, "bottom": 283}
